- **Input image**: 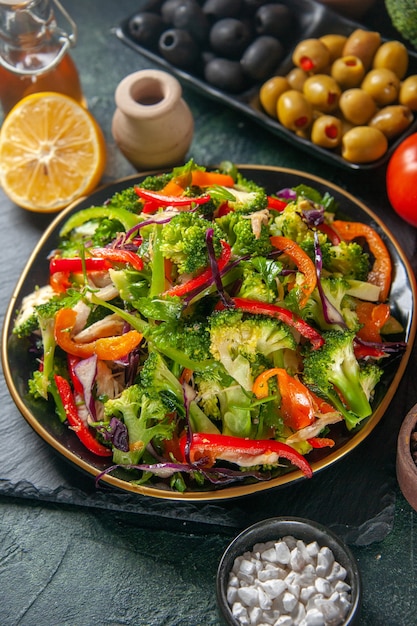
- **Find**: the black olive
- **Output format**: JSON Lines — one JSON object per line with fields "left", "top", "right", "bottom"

{"left": 241, "top": 36, "right": 284, "bottom": 81}
{"left": 209, "top": 18, "right": 252, "bottom": 59}
{"left": 158, "top": 28, "right": 200, "bottom": 68}
{"left": 202, "top": 0, "right": 242, "bottom": 21}
{"left": 161, "top": 0, "right": 185, "bottom": 23}
{"left": 204, "top": 57, "right": 247, "bottom": 93}
{"left": 173, "top": 0, "right": 209, "bottom": 43}
{"left": 128, "top": 13, "right": 165, "bottom": 49}
{"left": 255, "top": 4, "right": 292, "bottom": 39}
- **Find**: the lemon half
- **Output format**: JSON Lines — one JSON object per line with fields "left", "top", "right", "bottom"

{"left": 0, "top": 92, "right": 106, "bottom": 212}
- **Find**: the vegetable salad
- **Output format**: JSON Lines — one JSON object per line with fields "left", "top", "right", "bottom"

{"left": 13, "top": 161, "right": 406, "bottom": 492}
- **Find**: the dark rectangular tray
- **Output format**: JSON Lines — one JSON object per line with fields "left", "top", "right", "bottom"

{"left": 114, "top": 0, "right": 417, "bottom": 171}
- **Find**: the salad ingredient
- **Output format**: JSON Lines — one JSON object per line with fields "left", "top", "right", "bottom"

{"left": 13, "top": 161, "right": 405, "bottom": 492}
{"left": 54, "top": 374, "right": 112, "bottom": 457}
{"left": 303, "top": 329, "right": 383, "bottom": 430}
{"left": 332, "top": 220, "right": 392, "bottom": 301}
{"left": 54, "top": 308, "right": 143, "bottom": 360}
{"left": 182, "top": 433, "right": 313, "bottom": 478}
{"left": 0, "top": 92, "right": 106, "bottom": 213}
{"left": 227, "top": 536, "right": 352, "bottom": 626}
{"left": 386, "top": 132, "right": 417, "bottom": 226}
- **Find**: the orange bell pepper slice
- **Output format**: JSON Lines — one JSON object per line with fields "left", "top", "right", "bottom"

{"left": 253, "top": 367, "right": 316, "bottom": 431}
{"left": 332, "top": 221, "right": 392, "bottom": 302}
{"left": 54, "top": 308, "right": 143, "bottom": 360}
{"left": 190, "top": 170, "right": 235, "bottom": 188}
{"left": 355, "top": 301, "right": 391, "bottom": 342}
{"left": 270, "top": 235, "right": 317, "bottom": 308}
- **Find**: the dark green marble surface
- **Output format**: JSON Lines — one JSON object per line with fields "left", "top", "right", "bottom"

{"left": 1, "top": 1, "right": 417, "bottom": 624}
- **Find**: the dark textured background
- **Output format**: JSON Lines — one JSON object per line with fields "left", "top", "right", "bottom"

{"left": 1, "top": 1, "right": 417, "bottom": 624}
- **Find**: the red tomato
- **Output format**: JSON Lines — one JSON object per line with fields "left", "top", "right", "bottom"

{"left": 386, "top": 133, "right": 417, "bottom": 227}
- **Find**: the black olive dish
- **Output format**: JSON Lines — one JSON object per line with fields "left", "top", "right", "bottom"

{"left": 115, "top": 0, "right": 417, "bottom": 172}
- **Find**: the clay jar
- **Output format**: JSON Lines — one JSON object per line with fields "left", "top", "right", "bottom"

{"left": 112, "top": 69, "right": 194, "bottom": 170}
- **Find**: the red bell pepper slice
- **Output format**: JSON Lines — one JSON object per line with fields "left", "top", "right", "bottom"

{"left": 267, "top": 196, "right": 288, "bottom": 211}
{"left": 89, "top": 248, "right": 144, "bottom": 272}
{"left": 50, "top": 257, "right": 111, "bottom": 274}
{"left": 49, "top": 257, "right": 112, "bottom": 293}
{"left": 54, "top": 374, "right": 112, "bottom": 456}
{"left": 180, "top": 432, "right": 312, "bottom": 478}
{"left": 228, "top": 297, "right": 325, "bottom": 349}
{"left": 134, "top": 187, "right": 211, "bottom": 207}
{"left": 317, "top": 223, "right": 341, "bottom": 245}
{"left": 307, "top": 437, "right": 335, "bottom": 448}
{"left": 67, "top": 354, "right": 84, "bottom": 395}
{"left": 164, "top": 240, "right": 231, "bottom": 297}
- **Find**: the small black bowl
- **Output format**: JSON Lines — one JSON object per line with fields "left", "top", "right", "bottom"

{"left": 216, "top": 516, "right": 362, "bottom": 626}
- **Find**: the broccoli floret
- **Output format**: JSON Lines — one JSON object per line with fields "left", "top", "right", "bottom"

{"left": 194, "top": 362, "right": 258, "bottom": 438}
{"left": 226, "top": 188, "right": 268, "bottom": 214}
{"left": 358, "top": 362, "right": 383, "bottom": 403}
{"left": 302, "top": 329, "right": 375, "bottom": 429}
{"left": 151, "top": 318, "right": 212, "bottom": 363}
{"left": 105, "top": 186, "right": 143, "bottom": 213}
{"left": 216, "top": 211, "right": 273, "bottom": 257}
{"left": 15, "top": 289, "right": 82, "bottom": 399}
{"left": 237, "top": 257, "right": 283, "bottom": 303}
{"left": 385, "top": 0, "right": 417, "bottom": 49}
{"left": 137, "top": 172, "right": 173, "bottom": 191}
{"left": 140, "top": 351, "right": 219, "bottom": 434}
{"left": 270, "top": 199, "right": 311, "bottom": 244}
{"left": 160, "top": 212, "right": 223, "bottom": 275}
{"left": 209, "top": 308, "right": 296, "bottom": 390}
{"left": 103, "top": 384, "right": 176, "bottom": 465}
{"left": 322, "top": 241, "right": 370, "bottom": 281}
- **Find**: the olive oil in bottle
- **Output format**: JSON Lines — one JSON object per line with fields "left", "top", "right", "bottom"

{"left": 0, "top": 0, "right": 84, "bottom": 117}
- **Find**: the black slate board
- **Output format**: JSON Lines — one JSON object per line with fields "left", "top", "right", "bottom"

{"left": 2, "top": 166, "right": 417, "bottom": 546}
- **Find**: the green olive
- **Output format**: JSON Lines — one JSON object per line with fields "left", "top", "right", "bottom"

{"left": 277, "top": 90, "right": 313, "bottom": 131}
{"left": 339, "top": 88, "right": 377, "bottom": 125}
{"left": 373, "top": 40, "right": 409, "bottom": 79}
{"left": 361, "top": 68, "right": 400, "bottom": 105}
{"left": 311, "top": 115, "right": 343, "bottom": 148}
{"left": 259, "top": 76, "right": 290, "bottom": 118}
{"left": 342, "top": 126, "right": 388, "bottom": 163}
{"left": 286, "top": 67, "right": 308, "bottom": 91}
{"left": 331, "top": 55, "right": 365, "bottom": 89}
{"left": 342, "top": 29, "right": 381, "bottom": 70}
{"left": 320, "top": 34, "right": 348, "bottom": 62}
{"left": 399, "top": 75, "right": 417, "bottom": 111}
{"left": 292, "top": 39, "right": 330, "bottom": 73}
{"left": 303, "top": 74, "right": 341, "bottom": 113}
{"left": 369, "top": 105, "right": 414, "bottom": 139}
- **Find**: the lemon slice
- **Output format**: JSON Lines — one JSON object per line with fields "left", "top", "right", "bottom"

{"left": 0, "top": 92, "right": 106, "bottom": 212}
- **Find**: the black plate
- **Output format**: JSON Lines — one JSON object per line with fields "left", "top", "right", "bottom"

{"left": 2, "top": 166, "right": 416, "bottom": 501}
{"left": 114, "top": 0, "right": 417, "bottom": 172}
